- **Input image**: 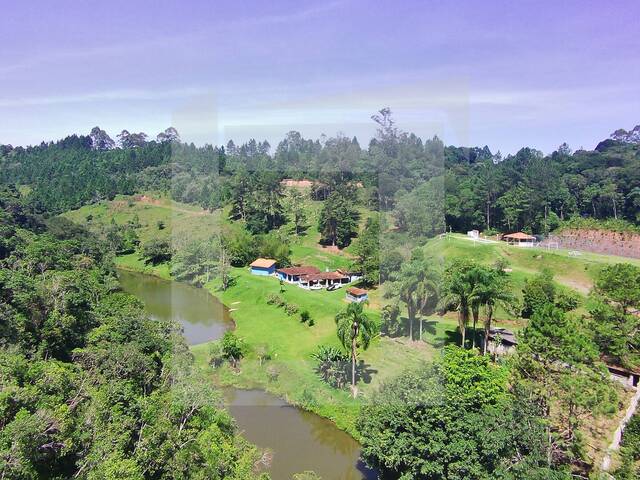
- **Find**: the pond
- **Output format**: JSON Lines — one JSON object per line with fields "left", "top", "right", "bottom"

{"left": 117, "top": 269, "right": 376, "bottom": 480}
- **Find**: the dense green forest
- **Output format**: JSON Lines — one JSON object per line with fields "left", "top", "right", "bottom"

{"left": 0, "top": 186, "right": 268, "bottom": 479}
{"left": 2, "top": 115, "right": 639, "bottom": 239}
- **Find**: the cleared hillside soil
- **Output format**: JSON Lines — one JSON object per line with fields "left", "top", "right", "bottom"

{"left": 547, "top": 229, "right": 640, "bottom": 259}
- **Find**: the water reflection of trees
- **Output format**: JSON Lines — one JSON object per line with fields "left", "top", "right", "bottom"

{"left": 304, "top": 410, "right": 358, "bottom": 456}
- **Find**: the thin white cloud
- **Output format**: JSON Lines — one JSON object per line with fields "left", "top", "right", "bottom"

{"left": 0, "top": 1, "right": 347, "bottom": 76}
{"left": 0, "top": 87, "right": 209, "bottom": 108}
{"left": 228, "top": 0, "right": 346, "bottom": 27}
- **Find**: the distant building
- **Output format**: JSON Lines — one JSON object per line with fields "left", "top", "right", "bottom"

{"left": 502, "top": 232, "right": 536, "bottom": 247}
{"left": 336, "top": 269, "right": 362, "bottom": 283}
{"left": 300, "top": 271, "right": 349, "bottom": 289}
{"left": 280, "top": 178, "right": 314, "bottom": 188}
{"left": 603, "top": 357, "right": 640, "bottom": 388}
{"left": 277, "top": 266, "right": 321, "bottom": 284}
{"left": 346, "top": 287, "right": 368, "bottom": 303}
{"left": 250, "top": 258, "right": 277, "bottom": 276}
{"left": 487, "top": 327, "right": 518, "bottom": 355}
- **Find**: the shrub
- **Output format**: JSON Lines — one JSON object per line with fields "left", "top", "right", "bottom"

{"left": 255, "top": 343, "right": 273, "bottom": 366}
{"left": 285, "top": 303, "right": 299, "bottom": 316}
{"left": 308, "top": 318, "right": 315, "bottom": 327}
{"left": 140, "top": 239, "right": 172, "bottom": 265}
{"left": 312, "top": 345, "right": 350, "bottom": 389}
{"left": 300, "top": 310, "right": 310, "bottom": 323}
{"left": 266, "top": 365, "right": 279, "bottom": 382}
{"left": 266, "top": 293, "right": 285, "bottom": 307}
{"left": 208, "top": 341, "right": 224, "bottom": 367}
{"left": 555, "top": 290, "right": 580, "bottom": 312}
{"left": 221, "top": 331, "right": 246, "bottom": 367}
{"left": 622, "top": 413, "right": 640, "bottom": 460}
{"left": 381, "top": 303, "right": 402, "bottom": 336}
{"left": 266, "top": 293, "right": 281, "bottom": 305}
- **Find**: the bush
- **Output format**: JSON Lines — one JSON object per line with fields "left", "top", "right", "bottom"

{"left": 255, "top": 343, "right": 273, "bottom": 366}
{"left": 208, "top": 341, "right": 224, "bottom": 367}
{"left": 140, "top": 239, "right": 172, "bottom": 265}
{"left": 284, "top": 303, "right": 299, "bottom": 316}
{"left": 555, "top": 290, "right": 580, "bottom": 312}
{"left": 266, "top": 293, "right": 285, "bottom": 307}
{"left": 266, "top": 365, "right": 279, "bottom": 382}
{"left": 622, "top": 413, "right": 640, "bottom": 460}
{"left": 308, "top": 318, "right": 315, "bottom": 327}
{"left": 521, "top": 270, "right": 555, "bottom": 318}
{"left": 381, "top": 303, "right": 402, "bottom": 336}
{"left": 312, "top": 345, "right": 350, "bottom": 389}
{"left": 221, "top": 331, "right": 246, "bottom": 367}
{"left": 300, "top": 310, "right": 310, "bottom": 323}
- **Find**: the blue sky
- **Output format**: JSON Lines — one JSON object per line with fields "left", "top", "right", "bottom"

{"left": 1, "top": 0, "right": 639, "bottom": 154}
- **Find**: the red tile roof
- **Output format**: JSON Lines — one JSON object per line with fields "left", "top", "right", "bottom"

{"left": 277, "top": 266, "right": 321, "bottom": 276}
{"left": 301, "top": 272, "right": 348, "bottom": 282}
{"left": 504, "top": 232, "right": 536, "bottom": 240}
{"left": 347, "top": 287, "right": 368, "bottom": 296}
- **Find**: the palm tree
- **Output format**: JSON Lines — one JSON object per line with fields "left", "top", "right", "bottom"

{"left": 415, "top": 264, "right": 440, "bottom": 342}
{"left": 439, "top": 259, "right": 477, "bottom": 348}
{"left": 396, "top": 269, "right": 420, "bottom": 341}
{"left": 335, "top": 302, "right": 377, "bottom": 396}
{"left": 393, "top": 259, "right": 440, "bottom": 342}
{"left": 469, "top": 265, "right": 490, "bottom": 349}
{"left": 480, "top": 268, "right": 514, "bottom": 355}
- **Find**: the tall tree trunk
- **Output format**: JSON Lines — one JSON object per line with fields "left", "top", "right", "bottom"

{"left": 408, "top": 304, "right": 414, "bottom": 341}
{"left": 458, "top": 310, "right": 466, "bottom": 348}
{"left": 471, "top": 306, "right": 479, "bottom": 349}
{"left": 486, "top": 200, "right": 490, "bottom": 229}
{"left": 419, "top": 317, "right": 423, "bottom": 342}
{"left": 351, "top": 336, "right": 357, "bottom": 396}
{"left": 483, "top": 303, "right": 493, "bottom": 355}
{"left": 409, "top": 315, "right": 413, "bottom": 341}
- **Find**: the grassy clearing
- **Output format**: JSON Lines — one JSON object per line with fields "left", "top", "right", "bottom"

{"left": 426, "top": 234, "right": 640, "bottom": 295}
{"left": 62, "top": 192, "right": 222, "bottom": 246}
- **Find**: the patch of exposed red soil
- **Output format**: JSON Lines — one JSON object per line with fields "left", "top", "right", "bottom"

{"left": 545, "top": 229, "right": 640, "bottom": 259}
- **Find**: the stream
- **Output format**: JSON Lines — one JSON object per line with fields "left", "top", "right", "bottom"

{"left": 117, "top": 269, "right": 376, "bottom": 480}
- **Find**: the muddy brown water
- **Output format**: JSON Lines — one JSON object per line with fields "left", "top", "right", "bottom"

{"left": 117, "top": 269, "right": 376, "bottom": 480}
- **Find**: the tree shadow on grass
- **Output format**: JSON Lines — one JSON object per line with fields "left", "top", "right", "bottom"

{"left": 425, "top": 324, "right": 484, "bottom": 350}
{"left": 384, "top": 316, "right": 438, "bottom": 341}
{"left": 356, "top": 360, "right": 377, "bottom": 385}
